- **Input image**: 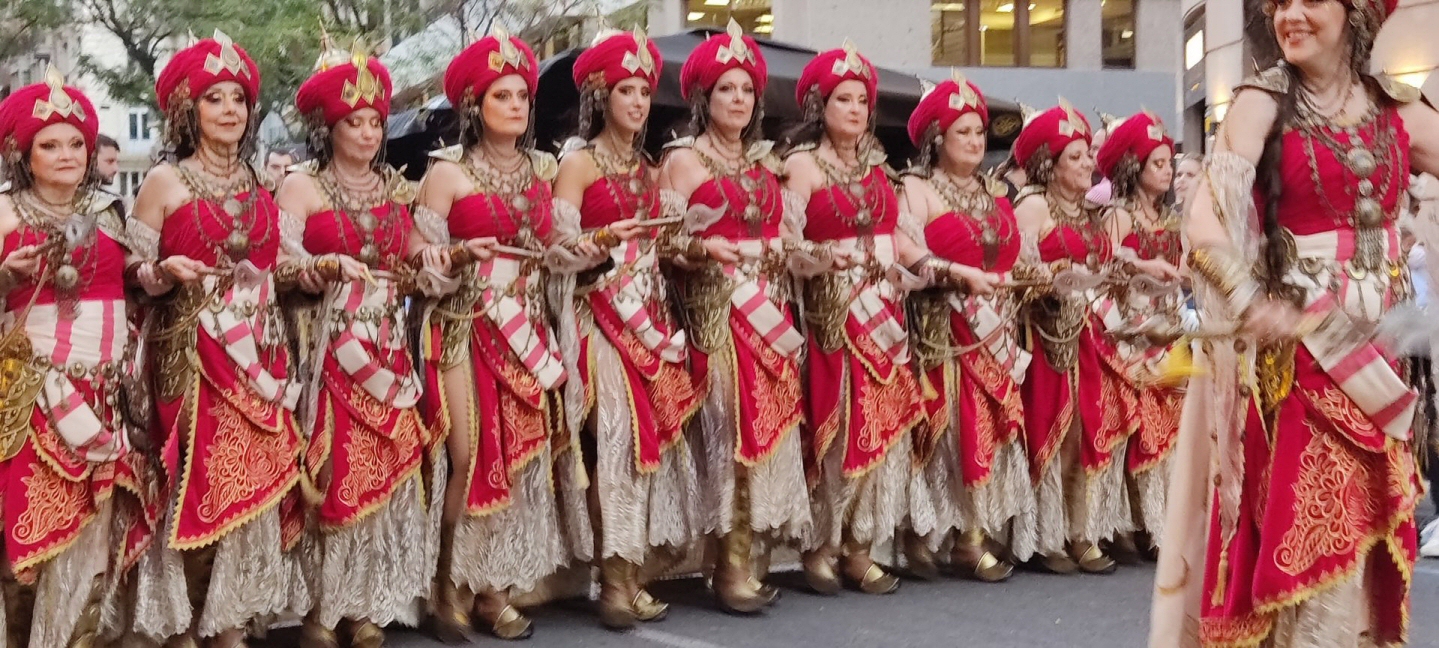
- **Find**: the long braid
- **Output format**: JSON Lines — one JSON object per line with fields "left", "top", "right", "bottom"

{"left": 1255, "top": 64, "right": 1299, "bottom": 298}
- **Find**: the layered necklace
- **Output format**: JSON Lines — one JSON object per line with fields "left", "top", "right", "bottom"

{"left": 814, "top": 139, "right": 881, "bottom": 234}
{"left": 696, "top": 133, "right": 772, "bottom": 237}
{"left": 14, "top": 189, "right": 96, "bottom": 319}
{"left": 592, "top": 138, "right": 655, "bottom": 222}
{"left": 463, "top": 142, "right": 541, "bottom": 251}
{"left": 1295, "top": 77, "right": 1402, "bottom": 273}
{"left": 177, "top": 146, "right": 265, "bottom": 262}
{"left": 930, "top": 169, "right": 1007, "bottom": 270}
{"left": 1048, "top": 188, "right": 1106, "bottom": 269}
{"left": 1127, "top": 195, "right": 1181, "bottom": 267}
{"left": 318, "top": 162, "right": 399, "bottom": 267}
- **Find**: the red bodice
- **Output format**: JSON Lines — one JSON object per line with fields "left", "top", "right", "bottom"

{"left": 580, "top": 168, "right": 661, "bottom": 232}
{"left": 689, "top": 165, "right": 784, "bottom": 240}
{"left": 3, "top": 226, "right": 126, "bottom": 309}
{"left": 803, "top": 165, "right": 899, "bottom": 242}
{"left": 301, "top": 202, "right": 413, "bottom": 272}
{"left": 448, "top": 181, "right": 554, "bottom": 245}
{"left": 160, "top": 188, "right": 282, "bottom": 268}
{"left": 925, "top": 198, "right": 1022, "bottom": 273}
{"left": 1121, "top": 227, "right": 1182, "bottom": 268}
{"left": 1039, "top": 215, "right": 1112, "bottom": 265}
{"left": 1265, "top": 106, "right": 1410, "bottom": 236}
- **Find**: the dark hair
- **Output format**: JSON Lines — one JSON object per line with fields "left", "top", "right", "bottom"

{"left": 1108, "top": 153, "right": 1145, "bottom": 204}
{"left": 777, "top": 85, "right": 878, "bottom": 158}
{"left": 457, "top": 87, "right": 537, "bottom": 152}
{"left": 1, "top": 138, "right": 102, "bottom": 194}
{"left": 161, "top": 100, "right": 260, "bottom": 167}
{"left": 682, "top": 83, "right": 766, "bottom": 149}
{"left": 1022, "top": 144, "right": 1056, "bottom": 188}
{"left": 301, "top": 113, "right": 387, "bottom": 173}
{"left": 96, "top": 134, "right": 120, "bottom": 152}
{"left": 573, "top": 83, "right": 647, "bottom": 158}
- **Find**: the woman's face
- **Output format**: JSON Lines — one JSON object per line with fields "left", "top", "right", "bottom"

{"left": 940, "top": 112, "right": 986, "bottom": 175}
{"left": 197, "top": 81, "right": 249, "bottom": 148}
{"left": 28, "top": 123, "right": 88, "bottom": 188}
{"left": 1272, "top": 0, "right": 1349, "bottom": 70}
{"left": 1139, "top": 145, "right": 1174, "bottom": 197}
{"left": 481, "top": 74, "right": 530, "bottom": 139}
{"left": 607, "top": 77, "right": 652, "bottom": 137}
{"left": 707, "top": 68, "right": 756, "bottom": 136}
{"left": 1173, "top": 157, "right": 1202, "bottom": 205}
{"left": 331, "top": 108, "right": 384, "bottom": 165}
{"left": 823, "top": 79, "right": 869, "bottom": 141}
{"left": 1053, "top": 140, "right": 1095, "bottom": 195}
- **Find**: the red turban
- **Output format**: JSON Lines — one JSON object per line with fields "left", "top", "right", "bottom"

{"left": 444, "top": 28, "right": 539, "bottom": 109}
{"left": 0, "top": 69, "right": 99, "bottom": 159}
{"left": 1348, "top": 0, "right": 1399, "bottom": 24}
{"left": 572, "top": 30, "right": 663, "bottom": 91}
{"left": 296, "top": 52, "right": 393, "bottom": 126}
{"left": 907, "top": 72, "right": 988, "bottom": 146}
{"left": 796, "top": 41, "right": 878, "bottom": 111}
{"left": 1095, "top": 111, "right": 1173, "bottom": 180}
{"left": 1012, "top": 101, "right": 1092, "bottom": 169}
{"left": 679, "top": 20, "right": 768, "bottom": 102}
{"left": 155, "top": 31, "right": 261, "bottom": 113}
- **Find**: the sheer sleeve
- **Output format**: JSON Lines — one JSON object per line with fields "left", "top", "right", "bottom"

{"left": 412, "top": 204, "right": 450, "bottom": 245}
{"left": 125, "top": 214, "right": 161, "bottom": 262}
{"left": 280, "top": 209, "right": 310, "bottom": 260}
{"left": 542, "top": 198, "right": 596, "bottom": 274}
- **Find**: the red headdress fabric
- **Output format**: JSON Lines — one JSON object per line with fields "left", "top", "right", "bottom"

{"left": 796, "top": 41, "right": 878, "bottom": 111}
{"left": 572, "top": 30, "right": 663, "bottom": 91}
{"left": 296, "top": 51, "right": 393, "bottom": 126}
{"left": 443, "top": 27, "right": 539, "bottom": 108}
{"left": 155, "top": 31, "right": 261, "bottom": 112}
{"left": 1012, "top": 101, "right": 1092, "bottom": 169}
{"left": 907, "top": 71, "right": 988, "bottom": 146}
{"left": 1347, "top": 0, "right": 1399, "bottom": 24}
{"left": 1095, "top": 111, "right": 1173, "bottom": 180}
{"left": 0, "top": 68, "right": 99, "bottom": 157}
{"left": 679, "top": 20, "right": 768, "bottom": 101}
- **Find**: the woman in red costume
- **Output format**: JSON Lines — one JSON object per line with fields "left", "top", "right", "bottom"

{"left": 1093, "top": 111, "right": 1184, "bottom": 563}
{"left": 276, "top": 43, "right": 437, "bottom": 648}
{"left": 0, "top": 69, "right": 154, "bottom": 648}
{"left": 900, "top": 71, "right": 1037, "bottom": 582}
{"left": 1150, "top": 0, "right": 1439, "bottom": 643}
{"left": 128, "top": 31, "right": 311, "bottom": 648}
{"left": 659, "top": 19, "right": 812, "bottom": 614}
{"left": 1012, "top": 101, "right": 1133, "bottom": 575}
{"left": 413, "top": 26, "right": 595, "bottom": 643}
{"left": 554, "top": 29, "right": 702, "bottom": 630}
{"left": 784, "top": 42, "right": 990, "bottom": 595}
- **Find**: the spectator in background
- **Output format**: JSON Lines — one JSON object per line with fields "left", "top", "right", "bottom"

{"left": 1172, "top": 153, "right": 1202, "bottom": 215}
{"left": 996, "top": 153, "right": 1026, "bottom": 203}
{"left": 1086, "top": 126, "right": 1112, "bottom": 205}
{"left": 95, "top": 134, "right": 121, "bottom": 185}
{"left": 264, "top": 147, "right": 295, "bottom": 186}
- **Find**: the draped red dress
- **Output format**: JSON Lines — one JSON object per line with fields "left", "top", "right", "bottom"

{"left": 154, "top": 186, "right": 305, "bottom": 551}
{"left": 1, "top": 212, "right": 154, "bottom": 580}
{"left": 1197, "top": 104, "right": 1417, "bottom": 647}
{"left": 920, "top": 198, "right": 1025, "bottom": 489}
{"left": 1022, "top": 215, "right": 1138, "bottom": 482}
{"left": 300, "top": 201, "right": 427, "bottom": 529}
{"left": 803, "top": 166, "right": 921, "bottom": 480}
{"left": 577, "top": 170, "right": 700, "bottom": 472}
{"left": 1118, "top": 225, "right": 1184, "bottom": 477}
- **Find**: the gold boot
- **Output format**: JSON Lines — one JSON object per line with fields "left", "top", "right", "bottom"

{"left": 801, "top": 547, "right": 841, "bottom": 595}
{"left": 903, "top": 531, "right": 940, "bottom": 581}
{"left": 1034, "top": 552, "right": 1079, "bottom": 575}
{"left": 750, "top": 537, "right": 780, "bottom": 607}
{"left": 713, "top": 468, "right": 766, "bottom": 615}
{"left": 840, "top": 544, "right": 900, "bottom": 595}
{"left": 1070, "top": 541, "right": 1118, "bottom": 574}
{"left": 950, "top": 529, "right": 1014, "bottom": 583}
{"left": 632, "top": 589, "right": 669, "bottom": 623}
{"left": 430, "top": 522, "right": 472, "bottom": 645}
{"left": 299, "top": 615, "right": 340, "bottom": 648}
{"left": 598, "top": 557, "right": 638, "bottom": 630}
{"left": 65, "top": 575, "right": 106, "bottom": 648}
{"left": 347, "top": 619, "right": 386, "bottom": 648}
{"left": 474, "top": 591, "right": 533, "bottom": 641}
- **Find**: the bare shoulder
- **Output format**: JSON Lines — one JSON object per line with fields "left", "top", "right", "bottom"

{"left": 0, "top": 194, "right": 17, "bottom": 239}
{"left": 1012, "top": 193, "right": 1050, "bottom": 232}
{"left": 556, "top": 148, "right": 599, "bottom": 180}
{"left": 1216, "top": 89, "right": 1279, "bottom": 164}
{"left": 274, "top": 170, "right": 321, "bottom": 217}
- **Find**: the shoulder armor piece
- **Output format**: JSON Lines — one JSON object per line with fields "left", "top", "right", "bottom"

{"left": 529, "top": 150, "right": 559, "bottom": 182}
{"left": 1372, "top": 74, "right": 1422, "bottom": 104}
{"left": 782, "top": 141, "right": 818, "bottom": 160}
{"left": 861, "top": 144, "right": 888, "bottom": 168}
{"left": 985, "top": 176, "right": 1008, "bottom": 198}
{"left": 386, "top": 167, "right": 418, "bottom": 204}
{"left": 1237, "top": 65, "right": 1290, "bottom": 97}
{"left": 662, "top": 136, "right": 696, "bottom": 150}
{"left": 287, "top": 159, "right": 320, "bottom": 176}
{"left": 429, "top": 144, "right": 464, "bottom": 163}
{"left": 1014, "top": 184, "right": 1046, "bottom": 205}
{"left": 746, "top": 139, "right": 776, "bottom": 164}
{"left": 879, "top": 163, "right": 902, "bottom": 183}
{"left": 558, "top": 136, "right": 592, "bottom": 158}
{"left": 252, "top": 162, "right": 277, "bottom": 192}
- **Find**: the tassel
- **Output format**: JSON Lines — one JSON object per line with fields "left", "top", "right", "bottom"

{"left": 1156, "top": 336, "right": 1203, "bottom": 386}
{"left": 1210, "top": 546, "right": 1229, "bottom": 609}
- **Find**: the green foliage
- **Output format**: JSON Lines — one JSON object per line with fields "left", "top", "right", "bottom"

{"left": 1, "top": 0, "right": 70, "bottom": 62}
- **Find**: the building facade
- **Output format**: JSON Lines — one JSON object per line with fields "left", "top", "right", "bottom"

{"left": 647, "top": 0, "right": 1184, "bottom": 136}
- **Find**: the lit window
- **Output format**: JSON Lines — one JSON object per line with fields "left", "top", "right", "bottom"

{"left": 931, "top": 0, "right": 1066, "bottom": 68}
{"left": 1102, "top": 0, "right": 1135, "bottom": 69}
{"left": 1185, "top": 30, "right": 1204, "bottom": 70}
{"left": 684, "top": 0, "right": 773, "bottom": 35}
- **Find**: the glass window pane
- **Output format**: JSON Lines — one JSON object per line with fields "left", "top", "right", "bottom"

{"left": 931, "top": 1, "right": 970, "bottom": 66}
{"left": 980, "top": 0, "right": 1016, "bottom": 67}
{"left": 685, "top": 0, "right": 773, "bottom": 35}
{"left": 1029, "top": 0, "right": 1065, "bottom": 68}
{"left": 1102, "top": 0, "right": 1136, "bottom": 69}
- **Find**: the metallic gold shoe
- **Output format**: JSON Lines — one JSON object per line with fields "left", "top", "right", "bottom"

{"left": 598, "top": 557, "right": 638, "bottom": 631}
{"left": 802, "top": 549, "right": 841, "bottom": 595}
{"left": 1071, "top": 542, "right": 1118, "bottom": 575}
{"left": 844, "top": 563, "right": 900, "bottom": 595}
{"left": 1034, "top": 552, "right": 1079, "bottom": 575}
{"left": 632, "top": 589, "right": 669, "bottom": 622}
{"left": 752, "top": 577, "right": 780, "bottom": 606}
{"left": 483, "top": 605, "right": 533, "bottom": 641}
{"left": 299, "top": 620, "right": 340, "bottom": 648}
{"left": 349, "top": 621, "right": 386, "bottom": 648}
{"left": 970, "top": 551, "right": 1015, "bottom": 583}
{"left": 950, "top": 530, "right": 1013, "bottom": 583}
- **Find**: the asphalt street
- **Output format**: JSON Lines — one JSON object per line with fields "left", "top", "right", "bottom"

{"left": 259, "top": 561, "right": 1439, "bottom": 647}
